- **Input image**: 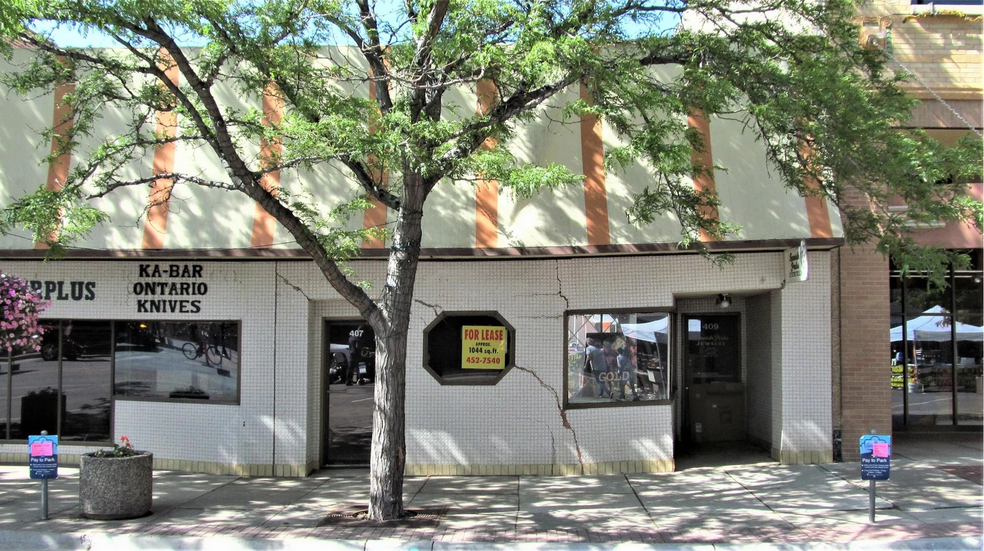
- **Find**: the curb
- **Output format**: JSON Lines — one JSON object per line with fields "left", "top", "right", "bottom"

{"left": 0, "top": 531, "right": 980, "bottom": 551}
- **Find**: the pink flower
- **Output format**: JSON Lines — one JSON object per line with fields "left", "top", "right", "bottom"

{"left": 0, "top": 271, "right": 48, "bottom": 354}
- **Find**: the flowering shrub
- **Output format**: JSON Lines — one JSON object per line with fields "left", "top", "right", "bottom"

{"left": 0, "top": 271, "right": 48, "bottom": 354}
{"left": 94, "top": 435, "right": 139, "bottom": 458}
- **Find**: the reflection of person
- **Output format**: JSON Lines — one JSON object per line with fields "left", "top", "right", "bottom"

{"left": 188, "top": 323, "right": 212, "bottom": 366}
{"left": 635, "top": 346, "right": 653, "bottom": 395}
{"left": 616, "top": 346, "right": 633, "bottom": 400}
{"left": 584, "top": 338, "right": 608, "bottom": 398}
{"left": 602, "top": 340, "right": 618, "bottom": 398}
{"left": 347, "top": 325, "right": 375, "bottom": 385}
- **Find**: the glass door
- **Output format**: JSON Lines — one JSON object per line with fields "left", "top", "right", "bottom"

{"left": 683, "top": 314, "right": 744, "bottom": 444}
{"left": 323, "top": 321, "right": 375, "bottom": 465}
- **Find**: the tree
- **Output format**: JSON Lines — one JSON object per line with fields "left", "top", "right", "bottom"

{"left": 1, "top": 0, "right": 980, "bottom": 520}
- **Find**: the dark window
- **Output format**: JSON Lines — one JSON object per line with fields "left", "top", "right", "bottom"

{"left": 423, "top": 312, "right": 514, "bottom": 385}
{"left": 685, "top": 315, "right": 741, "bottom": 384}
{"left": 10, "top": 332, "right": 63, "bottom": 439}
{"left": 60, "top": 321, "right": 112, "bottom": 442}
{"left": 566, "top": 312, "right": 670, "bottom": 407}
{"left": 1, "top": 318, "right": 241, "bottom": 442}
{"left": 3, "top": 320, "right": 112, "bottom": 442}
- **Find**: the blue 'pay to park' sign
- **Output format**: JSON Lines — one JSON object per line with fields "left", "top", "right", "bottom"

{"left": 859, "top": 434, "right": 891, "bottom": 481}
{"left": 28, "top": 435, "right": 59, "bottom": 480}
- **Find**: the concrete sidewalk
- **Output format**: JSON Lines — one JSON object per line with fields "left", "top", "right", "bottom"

{"left": 0, "top": 433, "right": 980, "bottom": 550}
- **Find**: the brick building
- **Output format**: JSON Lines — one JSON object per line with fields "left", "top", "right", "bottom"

{"left": 837, "top": 0, "right": 983, "bottom": 461}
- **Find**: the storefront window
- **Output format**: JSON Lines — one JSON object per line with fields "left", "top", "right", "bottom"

{"left": 10, "top": 322, "right": 65, "bottom": 439}
{"left": 423, "top": 313, "right": 514, "bottom": 385}
{"left": 0, "top": 321, "right": 112, "bottom": 441}
{"left": 60, "top": 321, "right": 112, "bottom": 442}
{"left": 891, "top": 251, "right": 983, "bottom": 427}
{"left": 0, "top": 318, "right": 241, "bottom": 442}
{"left": 566, "top": 312, "right": 670, "bottom": 407}
{"left": 954, "top": 270, "right": 983, "bottom": 424}
{"left": 904, "top": 275, "right": 949, "bottom": 315}
{"left": 115, "top": 321, "right": 239, "bottom": 403}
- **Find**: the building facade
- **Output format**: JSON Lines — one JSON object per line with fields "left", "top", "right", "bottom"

{"left": 837, "top": 0, "right": 983, "bottom": 461}
{"left": 0, "top": 1, "right": 980, "bottom": 475}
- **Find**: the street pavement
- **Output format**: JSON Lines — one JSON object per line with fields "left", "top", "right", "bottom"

{"left": 0, "top": 433, "right": 979, "bottom": 550}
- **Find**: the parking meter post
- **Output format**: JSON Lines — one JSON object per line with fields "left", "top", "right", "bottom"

{"left": 41, "top": 478, "right": 48, "bottom": 520}
{"left": 869, "top": 426, "right": 876, "bottom": 523}
{"left": 39, "top": 430, "right": 49, "bottom": 521}
{"left": 868, "top": 480, "right": 875, "bottom": 523}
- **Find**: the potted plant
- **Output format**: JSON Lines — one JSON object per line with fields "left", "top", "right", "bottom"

{"left": 79, "top": 436, "right": 153, "bottom": 519}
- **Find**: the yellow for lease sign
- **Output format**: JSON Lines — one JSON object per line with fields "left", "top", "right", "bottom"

{"left": 461, "top": 326, "right": 506, "bottom": 369}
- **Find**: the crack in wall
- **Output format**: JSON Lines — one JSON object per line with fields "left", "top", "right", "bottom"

{"left": 275, "top": 268, "right": 313, "bottom": 301}
{"left": 413, "top": 298, "right": 443, "bottom": 317}
{"left": 554, "top": 259, "right": 571, "bottom": 310}
{"left": 514, "top": 364, "right": 584, "bottom": 469}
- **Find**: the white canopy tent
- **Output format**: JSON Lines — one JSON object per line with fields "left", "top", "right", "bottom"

{"left": 621, "top": 318, "right": 670, "bottom": 344}
{"left": 890, "top": 305, "right": 984, "bottom": 343}
{"left": 622, "top": 318, "right": 712, "bottom": 343}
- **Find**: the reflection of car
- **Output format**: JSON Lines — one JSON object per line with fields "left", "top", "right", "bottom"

{"left": 40, "top": 336, "right": 72, "bottom": 361}
{"left": 39, "top": 322, "right": 114, "bottom": 361}
{"left": 327, "top": 344, "right": 351, "bottom": 384}
{"left": 327, "top": 343, "right": 376, "bottom": 385}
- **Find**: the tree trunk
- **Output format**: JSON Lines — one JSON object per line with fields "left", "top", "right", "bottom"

{"left": 368, "top": 325, "right": 408, "bottom": 520}
{"left": 366, "top": 176, "right": 425, "bottom": 521}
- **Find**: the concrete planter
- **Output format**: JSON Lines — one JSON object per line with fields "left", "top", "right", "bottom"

{"left": 79, "top": 452, "right": 153, "bottom": 520}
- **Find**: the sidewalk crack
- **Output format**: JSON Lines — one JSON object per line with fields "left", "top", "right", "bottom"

{"left": 626, "top": 473, "right": 665, "bottom": 537}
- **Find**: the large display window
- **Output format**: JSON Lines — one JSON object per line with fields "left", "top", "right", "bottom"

{"left": 890, "top": 250, "right": 983, "bottom": 427}
{"left": 1, "top": 318, "right": 241, "bottom": 443}
{"left": 565, "top": 311, "right": 671, "bottom": 407}
{"left": 2, "top": 320, "right": 112, "bottom": 442}
{"left": 115, "top": 321, "right": 240, "bottom": 403}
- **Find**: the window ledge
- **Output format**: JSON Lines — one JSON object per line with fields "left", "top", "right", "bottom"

{"left": 565, "top": 399, "right": 674, "bottom": 410}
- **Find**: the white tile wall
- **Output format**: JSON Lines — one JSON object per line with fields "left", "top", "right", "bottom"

{"left": 0, "top": 260, "right": 277, "bottom": 467}
{"left": 273, "top": 270, "right": 311, "bottom": 470}
{"left": 1, "top": 250, "right": 834, "bottom": 471}
{"left": 745, "top": 293, "right": 773, "bottom": 444}
{"left": 778, "top": 253, "right": 833, "bottom": 454}
{"left": 772, "top": 289, "right": 784, "bottom": 449}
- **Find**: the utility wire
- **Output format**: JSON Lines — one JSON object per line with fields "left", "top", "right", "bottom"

{"left": 880, "top": 31, "right": 983, "bottom": 138}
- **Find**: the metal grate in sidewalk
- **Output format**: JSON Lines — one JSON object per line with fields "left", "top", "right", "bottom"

{"left": 317, "top": 506, "right": 448, "bottom": 528}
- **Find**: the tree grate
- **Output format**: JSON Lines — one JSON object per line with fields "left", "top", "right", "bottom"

{"left": 317, "top": 506, "right": 448, "bottom": 528}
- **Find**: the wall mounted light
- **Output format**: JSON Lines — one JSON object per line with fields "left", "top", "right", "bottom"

{"left": 716, "top": 293, "right": 731, "bottom": 309}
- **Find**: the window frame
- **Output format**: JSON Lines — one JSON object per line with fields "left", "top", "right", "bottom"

{"left": 422, "top": 311, "right": 516, "bottom": 386}
{"left": 2, "top": 318, "right": 115, "bottom": 444}
{"left": 112, "top": 319, "right": 243, "bottom": 406}
{"left": 563, "top": 308, "right": 674, "bottom": 410}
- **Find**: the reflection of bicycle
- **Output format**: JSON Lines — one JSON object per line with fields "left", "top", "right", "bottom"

{"left": 182, "top": 341, "right": 222, "bottom": 366}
